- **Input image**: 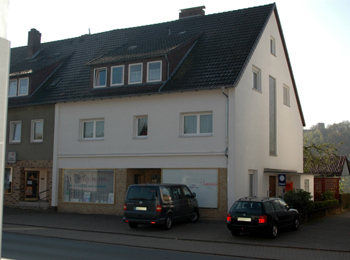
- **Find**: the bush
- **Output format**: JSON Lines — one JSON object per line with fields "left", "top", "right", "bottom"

{"left": 314, "top": 199, "right": 339, "bottom": 209}
{"left": 321, "top": 190, "right": 335, "bottom": 201}
{"left": 283, "top": 189, "right": 314, "bottom": 214}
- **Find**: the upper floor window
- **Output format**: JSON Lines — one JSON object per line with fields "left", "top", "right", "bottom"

{"left": 111, "top": 65, "right": 124, "bottom": 86}
{"left": 81, "top": 119, "right": 105, "bottom": 140}
{"left": 270, "top": 36, "right": 276, "bottom": 56}
{"left": 283, "top": 84, "right": 290, "bottom": 106}
{"left": 147, "top": 61, "right": 161, "bottom": 82}
{"left": 31, "top": 119, "right": 44, "bottom": 143}
{"left": 135, "top": 116, "right": 148, "bottom": 138}
{"left": 8, "top": 78, "right": 29, "bottom": 97}
{"left": 94, "top": 68, "right": 107, "bottom": 88}
{"left": 129, "top": 63, "right": 142, "bottom": 84}
{"left": 252, "top": 66, "right": 261, "bottom": 92}
{"left": 9, "top": 121, "right": 21, "bottom": 143}
{"left": 182, "top": 112, "right": 213, "bottom": 136}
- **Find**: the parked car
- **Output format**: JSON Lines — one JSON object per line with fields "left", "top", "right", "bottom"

{"left": 123, "top": 183, "right": 200, "bottom": 230}
{"left": 226, "top": 197, "right": 299, "bottom": 238}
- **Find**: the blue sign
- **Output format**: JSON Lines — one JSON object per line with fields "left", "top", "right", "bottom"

{"left": 278, "top": 174, "right": 286, "bottom": 186}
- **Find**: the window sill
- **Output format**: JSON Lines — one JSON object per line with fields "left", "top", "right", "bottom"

{"left": 133, "top": 136, "right": 148, "bottom": 140}
{"left": 179, "top": 134, "right": 213, "bottom": 138}
{"left": 252, "top": 88, "right": 262, "bottom": 93}
{"left": 9, "top": 141, "right": 21, "bottom": 144}
{"left": 79, "top": 138, "right": 104, "bottom": 141}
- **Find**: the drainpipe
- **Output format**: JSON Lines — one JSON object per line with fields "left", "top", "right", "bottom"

{"left": 221, "top": 87, "right": 229, "bottom": 161}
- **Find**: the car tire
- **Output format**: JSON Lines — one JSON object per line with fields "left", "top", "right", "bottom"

{"left": 231, "top": 229, "right": 241, "bottom": 236}
{"left": 292, "top": 217, "right": 300, "bottom": 230}
{"left": 162, "top": 214, "right": 173, "bottom": 230}
{"left": 189, "top": 210, "right": 200, "bottom": 223}
{"left": 269, "top": 223, "right": 278, "bottom": 239}
{"left": 129, "top": 223, "right": 138, "bottom": 229}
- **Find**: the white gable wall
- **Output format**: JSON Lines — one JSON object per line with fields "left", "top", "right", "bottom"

{"left": 227, "top": 11, "right": 304, "bottom": 206}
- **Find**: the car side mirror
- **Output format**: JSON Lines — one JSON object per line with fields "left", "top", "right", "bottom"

{"left": 192, "top": 192, "right": 196, "bottom": 198}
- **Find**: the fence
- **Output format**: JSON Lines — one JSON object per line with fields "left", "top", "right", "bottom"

{"left": 314, "top": 177, "right": 340, "bottom": 201}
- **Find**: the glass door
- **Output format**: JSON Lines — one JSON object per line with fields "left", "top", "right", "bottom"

{"left": 25, "top": 171, "right": 39, "bottom": 201}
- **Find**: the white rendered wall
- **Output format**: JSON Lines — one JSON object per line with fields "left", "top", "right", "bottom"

{"left": 227, "top": 11, "right": 304, "bottom": 207}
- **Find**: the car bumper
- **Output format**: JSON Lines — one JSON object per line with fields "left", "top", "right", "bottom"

{"left": 227, "top": 222, "right": 270, "bottom": 233}
{"left": 123, "top": 217, "right": 166, "bottom": 225}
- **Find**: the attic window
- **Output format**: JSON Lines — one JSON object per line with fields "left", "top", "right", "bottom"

{"left": 270, "top": 36, "right": 276, "bottom": 56}
{"left": 94, "top": 68, "right": 107, "bottom": 88}
{"left": 147, "top": 61, "right": 161, "bottom": 82}
{"left": 129, "top": 63, "right": 142, "bottom": 84}
{"left": 8, "top": 78, "right": 29, "bottom": 97}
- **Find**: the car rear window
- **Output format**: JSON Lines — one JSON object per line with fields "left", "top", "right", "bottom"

{"left": 127, "top": 186, "right": 158, "bottom": 200}
{"left": 231, "top": 201, "right": 263, "bottom": 214}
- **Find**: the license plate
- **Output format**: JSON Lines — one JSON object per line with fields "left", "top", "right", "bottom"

{"left": 135, "top": 207, "right": 147, "bottom": 211}
{"left": 238, "top": 217, "right": 251, "bottom": 222}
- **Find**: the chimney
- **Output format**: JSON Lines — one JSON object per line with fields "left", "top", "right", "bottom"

{"left": 27, "top": 28, "right": 41, "bottom": 58}
{"left": 179, "top": 6, "right": 205, "bottom": 19}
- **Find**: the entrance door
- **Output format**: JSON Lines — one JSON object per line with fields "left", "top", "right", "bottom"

{"left": 269, "top": 176, "right": 276, "bottom": 197}
{"left": 25, "top": 171, "right": 39, "bottom": 201}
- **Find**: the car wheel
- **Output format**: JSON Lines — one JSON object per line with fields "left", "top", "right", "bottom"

{"left": 128, "top": 223, "right": 138, "bottom": 229}
{"left": 269, "top": 223, "right": 278, "bottom": 239}
{"left": 162, "top": 214, "right": 173, "bottom": 230}
{"left": 231, "top": 229, "right": 241, "bottom": 236}
{"left": 292, "top": 217, "right": 300, "bottom": 230}
{"left": 189, "top": 210, "right": 200, "bottom": 222}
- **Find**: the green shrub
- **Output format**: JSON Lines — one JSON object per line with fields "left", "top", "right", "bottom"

{"left": 283, "top": 189, "right": 314, "bottom": 213}
{"left": 314, "top": 199, "right": 339, "bottom": 209}
{"left": 321, "top": 190, "right": 335, "bottom": 201}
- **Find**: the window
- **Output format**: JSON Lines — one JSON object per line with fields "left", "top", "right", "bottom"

{"left": 269, "top": 76, "right": 276, "bottom": 155}
{"left": 63, "top": 169, "right": 115, "bottom": 204}
{"left": 4, "top": 168, "right": 13, "bottom": 194}
{"left": 304, "top": 179, "right": 310, "bottom": 192}
{"left": 252, "top": 66, "right": 261, "bottom": 92}
{"left": 283, "top": 84, "right": 290, "bottom": 106}
{"left": 81, "top": 119, "right": 104, "bottom": 140}
{"left": 8, "top": 78, "right": 29, "bottom": 97}
{"left": 31, "top": 119, "right": 44, "bottom": 143}
{"left": 94, "top": 68, "right": 107, "bottom": 88}
{"left": 129, "top": 63, "right": 142, "bottom": 84}
{"left": 9, "top": 121, "right": 21, "bottom": 143}
{"left": 182, "top": 113, "right": 213, "bottom": 136}
{"left": 135, "top": 116, "right": 148, "bottom": 138}
{"left": 111, "top": 65, "right": 124, "bottom": 86}
{"left": 248, "top": 170, "right": 257, "bottom": 197}
{"left": 270, "top": 36, "right": 276, "bottom": 55}
{"left": 147, "top": 61, "right": 161, "bottom": 82}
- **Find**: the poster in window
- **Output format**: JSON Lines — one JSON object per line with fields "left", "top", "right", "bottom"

{"left": 4, "top": 168, "right": 13, "bottom": 194}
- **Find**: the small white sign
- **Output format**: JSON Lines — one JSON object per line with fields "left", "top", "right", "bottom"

{"left": 7, "top": 152, "right": 16, "bottom": 164}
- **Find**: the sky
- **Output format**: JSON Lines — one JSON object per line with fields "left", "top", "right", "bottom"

{"left": 5, "top": 0, "right": 350, "bottom": 129}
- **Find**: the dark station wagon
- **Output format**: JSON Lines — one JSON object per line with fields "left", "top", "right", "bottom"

{"left": 227, "top": 197, "right": 299, "bottom": 238}
{"left": 123, "top": 184, "right": 199, "bottom": 230}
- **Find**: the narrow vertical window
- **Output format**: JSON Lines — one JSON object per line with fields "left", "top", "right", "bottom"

{"left": 111, "top": 66, "right": 124, "bottom": 86}
{"left": 31, "top": 119, "right": 44, "bottom": 142}
{"left": 248, "top": 170, "right": 257, "bottom": 197}
{"left": 94, "top": 68, "right": 107, "bottom": 87}
{"left": 8, "top": 80, "right": 17, "bottom": 97}
{"left": 269, "top": 76, "right": 277, "bottom": 155}
{"left": 129, "top": 64, "right": 142, "bottom": 84}
{"left": 147, "top": 61, "right": 161, "bottom": 82}
{"left": 252, "top": 66, "right": 261, "bottom": 92}
{"left": 135, "top": 116, "right": 148, "bottom": 137}
{"left": 18, "top": 78, "right": 29, "bottom": 95}
{"left": 9, "top": 121, "right": 21, "bottom": 143}
{"left": 270, "top": 36, "right": 276, "bottom": 56}
{"left": 283, "top": 84, "right": 290, "bottom": 106}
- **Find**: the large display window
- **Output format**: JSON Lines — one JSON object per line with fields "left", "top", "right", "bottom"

{"left": 63, "top": 169, "right": 115, "bottom": 204}
{"left": 162, "top": 169, "right": 218, "bottom": 208}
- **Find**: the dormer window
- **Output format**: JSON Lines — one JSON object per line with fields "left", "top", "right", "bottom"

{"left": 111, "top": 65, "right": 124, "bottom": 86}
{"left": 129, "top": 63, "right": 142, "bottom": 84}
{"left": 94, "top": 68, "right": 107, "bottom": 88}
{"left": 147, "top": 61, "right": 161, "bottom": 82}
{"left": 8, "top": 78, "right": 29, "bottom": 97}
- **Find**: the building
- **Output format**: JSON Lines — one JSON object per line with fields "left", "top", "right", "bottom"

{"left": 5, "top": 4, "right": 310, "bottom": 219}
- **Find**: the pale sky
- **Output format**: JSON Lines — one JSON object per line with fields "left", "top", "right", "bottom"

{"left": 5, "top": 0, "right": 350, "bottom": 129}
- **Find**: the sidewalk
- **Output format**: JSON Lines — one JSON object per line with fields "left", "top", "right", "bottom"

{"left": 2, "top": 206, "right": 350, "bottom": 253}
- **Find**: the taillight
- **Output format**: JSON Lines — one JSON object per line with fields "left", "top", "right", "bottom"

{"left": 259, "top": 215, "right": 267, "bottom": 224}
{"left": 156, "top": 205, "right": 162, "bottom": 212}
{"left": 227, "top": 213, "right": 232, "bottom": 222}
{"left": 124, "top": 204, "right": 127, "bottom": 211}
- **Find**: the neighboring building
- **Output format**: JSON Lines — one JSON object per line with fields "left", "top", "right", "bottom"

{"left": 5, "top": 4, "right": 310, "bottom": 220}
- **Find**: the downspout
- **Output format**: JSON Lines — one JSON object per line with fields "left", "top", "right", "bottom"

{"left": 221, "top": 87, "right": 229, "bottom": 162}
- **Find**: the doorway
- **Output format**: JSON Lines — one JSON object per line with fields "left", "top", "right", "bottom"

{"left": 269, "top": 176, "right": 276, "bottom": 197}
{"left": 25, "top": 171, "right": 39, "bottom": 201}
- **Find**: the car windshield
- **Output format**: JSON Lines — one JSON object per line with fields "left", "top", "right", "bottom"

{"left": 231, "top": 201, "right": 263, "bottom": 214}
{"left": 127, "top": 186, "right": 157, "bottom": 200}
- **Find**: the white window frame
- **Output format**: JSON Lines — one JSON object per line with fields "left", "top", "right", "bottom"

{"left": 129, "top": 63, "right": 143, "bottom": 84}
{"left": 110, "top": 65, "right": 124, "bottom": 86}
{"left": 248, "top": 170, "right": 258, "bottom": 197}
{"left": 252, "top": 66, "right": 261, "bottom": 92}
{"left": 283, "top": 84, "right": 290, "bottom": 107}
{"left": 31, "top": 119, "right": 44, "bottom": 143}
{"left": 181, "top": 112, "right": 213, "bottom": 136}
{"left": 134, "top": 115, "right": 148, "bottom": 138}
{"left": 93, "top": 68, "right": 107, "bottom": 88}
{"left": 81, "top": 119, "right": 105, "bottom": 140}
{"left": 9, "top": 121, "right": 22, "bottom": 144}
{"left": 147, "top": 61, "right": 162, "bottom": 82}
{"left": 8, "top": 78, "right": 29, "bottom": 97}
{"left": 270, "top": 36, "right": 276, "bottom": 56}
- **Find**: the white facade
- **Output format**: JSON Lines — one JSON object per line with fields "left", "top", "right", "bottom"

{"left": 52, "top": 10, "right": 310, "bottom": 212}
